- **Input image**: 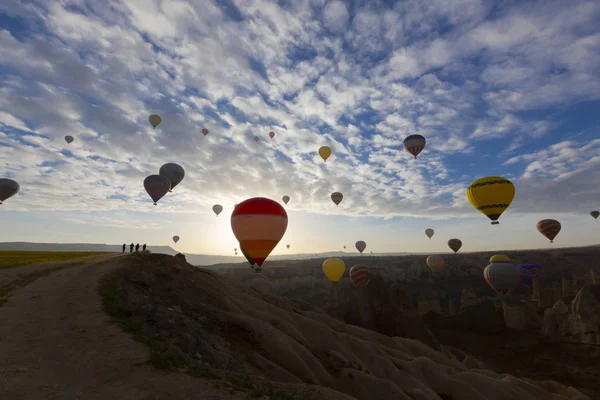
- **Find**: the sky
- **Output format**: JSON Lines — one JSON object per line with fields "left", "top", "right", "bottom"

{"left": 0, "top": 0, "right": 599, "bottom": 256}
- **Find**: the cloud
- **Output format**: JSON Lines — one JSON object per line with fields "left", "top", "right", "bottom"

{"left": 0, "top": 0, "right": 598, "bottom": 225}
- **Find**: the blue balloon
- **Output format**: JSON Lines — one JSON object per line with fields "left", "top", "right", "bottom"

{"left": 517, "top": 264, "right": 544, "bottom": 290}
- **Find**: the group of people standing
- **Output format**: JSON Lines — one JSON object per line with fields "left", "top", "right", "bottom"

{"left": 122, "top": 243, "right": 146, "bottom": 253}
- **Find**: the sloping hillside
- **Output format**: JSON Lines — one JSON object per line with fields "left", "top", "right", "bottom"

{"left": 105, "top": 254, "right": 591, "bottom": 400}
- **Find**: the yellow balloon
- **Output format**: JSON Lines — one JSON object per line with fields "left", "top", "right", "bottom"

{"left": 490, "top": 254, "right": 511, "bottom": 263}
{"left": 318, "top": 146, "right": 332, "bottom": 162}
{"left": 426, "top": 255, "right": 445, "bottom": 273}
{"left": 322, "top": 257, "right": 345, "bottom": 282}
{"left": 149, "top": 114, "right": 162, "bottom": 128}
{"left": 466, "top": 176, "right": 515, "bottom": 225}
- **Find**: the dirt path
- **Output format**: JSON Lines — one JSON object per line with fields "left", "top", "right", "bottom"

{"left": 0, "top": 256, "right": 255, "bottom": 400}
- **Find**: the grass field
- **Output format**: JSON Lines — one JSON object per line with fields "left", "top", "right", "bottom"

{"left": 0, "top": 250, "right": 113, "bottom": 270}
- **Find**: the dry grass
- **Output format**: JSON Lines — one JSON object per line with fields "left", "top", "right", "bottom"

{"left": 0, "top": 250, "right": 112, "bottom": 270}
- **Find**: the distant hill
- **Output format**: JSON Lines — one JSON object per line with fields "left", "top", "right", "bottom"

{"left": 0, "top": 242, "right": 417, "bottom": 266}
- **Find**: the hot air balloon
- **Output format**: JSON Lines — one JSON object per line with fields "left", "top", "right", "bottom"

{"left": 144, "top": 175, "right": 171, "bottom": 205}
{"left": 282, "top": 195, "right": 290, "bottom": 205}
{"left": 231, "top": 197, "right": 288, "bottom": 268}
{"left": 425, "top": 228, "right": 434, "bottom": 239}
{"left": 517, "top": 264, "right": 544, "bottom": 291}
{"left": 343, "top": 246, "right": 346, "bottom": 249}
{"left": 319, "top": 146, "right": 332, "bottom": 162}
{"left": 403, "top": 134, "right": 426, "bottom": 159}
{"left": 490, "top": 254, "right": 511, "bottom": 263}
{"left": 448, "top": 239, "right": 462, "bottom": 253}
{"left": 537, "top": 219, "right": 561, "bottom": 243}
{"left": 286, "top": 244, "right": 290, "bottom": 249}
{"left": 466, "top": 176, "right": 515, "bottom": 225}
{"left": 0, "top": 178, "right": 20, "bottom": 205}
{"left": 254, "top": 136, "right": 259, "bottom": 142}
{"left": 159, "top": 163, "right": 185, "bottom": 192}
{"left": 213, "top": 204, "right": 223, "bottom": 216}
{"left": 349, "top": 265, "right": 372, "bottom": 287}
{"left": 483, "top": 262, "right": 521, "bottom": 294}
{"left": 173, "top": 236, "right": 180, "bottom": 243}
{"left": 355, "top": 240, "right": 366, "bottom": 254}
{"left": 323, "top": 258, "right": 346, "bottom": 283}
{"left": 269, "top": 131, "right": 275, "bottom": 139}
{"left": 426, "top": 255, "right": 445, "bottom": 273}
{"left": 149, "top": 114, "right": 162, "bottom": 128}
{"left": 331, "top": 192, "right": 343, "bottom": 206}
{"left": 591, "top": 211, "right": 599, "bottom": 220}
{"left": 64, "top": 135, "right": 74, "bottom": 144}
{"left": 202, "top": 128, "right": 209, "bottom": 136}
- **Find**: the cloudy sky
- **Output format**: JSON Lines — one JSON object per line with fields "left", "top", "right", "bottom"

{"left": 0, "top": 0, "right": 599, "bottom": 256}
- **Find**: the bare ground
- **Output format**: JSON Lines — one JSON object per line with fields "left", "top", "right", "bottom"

{"left": 0, "top": 254, "right": 286, "bottom": 400}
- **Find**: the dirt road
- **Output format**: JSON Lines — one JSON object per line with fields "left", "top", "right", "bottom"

{"left": 0, "top": 255, "right": 253, "bottom": 400}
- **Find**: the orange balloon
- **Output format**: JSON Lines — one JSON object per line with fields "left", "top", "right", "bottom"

{"left": 231, "top": 197, "right": 288, "bottom": 267}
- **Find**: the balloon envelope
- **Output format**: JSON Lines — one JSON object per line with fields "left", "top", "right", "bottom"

{"left": 591, "top": 211, "right": 599, "bottom": 219}
{"left": 490, "top": 254, "right": 511, "bottom": 263}
{"left": 173, "top": 236, "right": 180, "bottom": 243}
{"left": 426, "top": 255, "right": 445, "bottom": 273}
{"left": 425, "top": 228, "right": 434, "bottom": 239}
{"left": 331, "top": 192, "right": 343, "bottom": 206}
{"left": 213, "top": 204, "right": 223, "bottom": 216}
{"left": 322, "top": 258, "right": 346, "bottom": 282}
{"left": 355, "top": 240, "right": 366, "bottom": 253}
{"left": 202, "top": 128, "right": 209, "bottom": 136}
{"left": 536, "top": 219, "right": 561, "bottom": 243}
{"left": 349, "top": 265, "right": 372, "bottom": 287}
{"left": 0, "top": 178, "right": 20, "bottom": 204}
{"left": 231, "top": 197, "right": 288, "bottom": 267}
{"left": 483, "top": 262, "right": 521, "bottom": 294}
{"left": 448, "top": 239, "right": 462, "bottom": 253}
{"left": 149, "top": 114, "right": 162, "bottom": 128}
{"left": 159, "top": 163, "right": 185, "bottom": 191}
{"left": 319, "top": 146, "right": 332, "bottom": 161}
{"left": 144, "top": 175, "right": 171, "bottom": 205}
{"left": 282, "top": 195, "right": 290, "bottom": 205}
{"left": 466, "top": 176, "right": 515, "bottom": 225}
{"left": 517, "top": 264, "right": 544, "bottom": 290}
{"left": 269, "top": 131, "right": 275, "bottom": 139}
{"left": 403, "top": 134, "right": 426, "bottom": 158}
{"left": 64, "top": 135, "right": 74, "bottom": 144}
{"left": 286, "top": 244, "right": 290, "bottom": 249}
{"left": 254, "top": 136, "right": 259, "bottom": 142}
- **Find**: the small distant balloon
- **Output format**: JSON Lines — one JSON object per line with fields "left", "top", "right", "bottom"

{"left": 254, "top": 136, "right": 259, "bottom": 142}
{"left": 213, "top": 204, "right": 223, "bottom": 216}
{"left": 425, "top": 228, "right": 434, "bottom": 239}
{"left": 331, "top": 192, "right": 343, "bottom": 206}
{"left": 144, "top": 175, "right": 171, "bottom": 205}
{"left": 0, "top": 178, "right": 20, "bottom": 205}
{"left": 286, "top": 244, "right": 290, "bottom": 249}
{"left": 269, "top": 131, "right": 275, "bottom": 139}
{"left": 322, "top": 258, "right": 346, "bottom": 283}
{"left": 343, "top": 245, "right": 346, "bottom": 249}
{"left": 536, "top": 219, "right": 561, "bottom": 243}
{"left": 319, "top": 146, "right": 332, "bottom": 162}
{"left": 448, "top": 239, "right": 462, "bottom": 253}
{"left": 403, "top": 134, "right": 426, "bottom": 159}
{"left": 159, "top": 163, "right": 185, "bottom": 192}
{"left": 591, "top": 211, "right": 599, "bottom": 220}
{"left": 173, "top": 236, "right": 180, "bottom": 243}
{"left": 349, "top": 265, "right": 372, "bottom": 288}
{"left": 202, "top": 128, "right": 209, "bottom": 136}
{"left": 426, "top": 255, "right": 445, "bottom": 273}
{"left": 64, "top": 135, "right": 74, "bottom": 144}
{"left": 355, "top": 240, "right": 366, "bottom": 254}
{"left": 282, "top": 195, "right": 290, "bottom": 205}
{"left": 149, "top": 114, "right": 162, "bottom": 129}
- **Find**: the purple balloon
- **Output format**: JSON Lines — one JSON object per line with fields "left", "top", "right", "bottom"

{"left": 144, "top": 175, "right": 171, "bottom": 205}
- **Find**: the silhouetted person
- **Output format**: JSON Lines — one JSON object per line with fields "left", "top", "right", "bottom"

{"left": 135, "top": 243, "right": 140, "bottom": 252}
{"left": 130, "top": 243, "right": 134, "bottom": 253}
{"left": 122, "top": 243, "right": 126, "bottom": 253}
{"left": 142, "top": 244, "right": 146, "bottom": 251}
